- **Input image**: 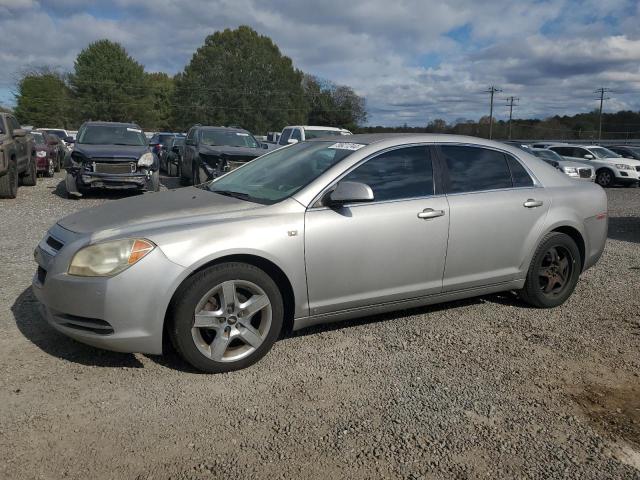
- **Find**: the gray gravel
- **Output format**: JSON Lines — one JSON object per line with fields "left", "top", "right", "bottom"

{"left": 1, "top": 174, "right": 639, "bottom": 479}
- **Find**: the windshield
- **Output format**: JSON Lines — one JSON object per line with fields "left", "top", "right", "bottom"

{"left": 45, "top": 129, "right": 66, "bottom": 139}
{"left": 77, "top": 125, "right": 147, "bottom": 146}
{"left": 303, "top": 129, "right": 348, "bottom": 139}
{"left": 533, "top": 150, "right": 563, "bottom": 162}
{"left": 206, "top": 141, "right": 360, "bottom": 204}
{"left": 200, "top": 130, "right": 258, "bottom": 148}
{"left": 32, "top": 132, "right": 45, "bottom": 145}
{"left": 588, "top": 147, "right": 620, "bottom": 158}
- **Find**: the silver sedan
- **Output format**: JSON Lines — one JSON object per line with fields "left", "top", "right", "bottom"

{"left": 33, "top": 134, "right": 608, "bottom": 372}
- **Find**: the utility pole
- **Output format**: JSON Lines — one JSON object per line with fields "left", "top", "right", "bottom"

{"left": 506, "top": 96, "right": 519, "bottom": 140}
{"left": 484, "top": 86, "right": 502, "bottom": 139}
{"left": 594, "top": 87, "right": 610, "bottom": 140}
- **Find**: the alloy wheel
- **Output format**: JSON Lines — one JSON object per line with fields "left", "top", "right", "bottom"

{"left": 538, "top": 246, "right": 573, "bottom": 296}
{"left": 191, "top": 279, "right": 272, "bottom": 362}
{"left": 596, "top": 170, "right": 612, "bottom": 187}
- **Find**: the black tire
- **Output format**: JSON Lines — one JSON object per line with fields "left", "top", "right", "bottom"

{"left": 45, "top": 158, "right": 55, "bottom": 177}
{"left": 595, "top": 168, "right": 614, "bottom": 188}
{"left": 0, "top": 158, "right": 18, "bottom": 198}
{"left": 179, "top": 162, "right": 190, "bottom": 186}
{"left": 21, "top": 154, "right": 37, "bottom": 187}
{"left": 150, "top": 170, "right": 160, "bottom": 192}
{"left": 168, "top": 262, "right": 284, "bottom": 373}
{"left": 519, "top": 232, "right": 581, "bottom": 308}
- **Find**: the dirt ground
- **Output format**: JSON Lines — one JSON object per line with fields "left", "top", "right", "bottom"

{"left": 1, "top": 174, "right": 639, "bottom": 479}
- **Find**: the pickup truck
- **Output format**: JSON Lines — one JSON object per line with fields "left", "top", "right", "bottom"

{"left": 0, "top": 113, "right": 37, "bottom": 198}
{"left": 275, "top": 125, "right": 352, "bottom": 149}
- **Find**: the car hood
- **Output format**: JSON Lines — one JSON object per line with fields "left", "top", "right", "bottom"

{"left": 58, "top": 186, "right": 263, "bottom": 235}
{"left": 73, "top": 144, "right": 149, "bottom": 160}
{"left": 199, "top": 144, "right": 264, "bottom": 158}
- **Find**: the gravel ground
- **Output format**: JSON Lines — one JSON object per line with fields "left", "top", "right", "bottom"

{"left": 0, "top": 174, "right": 639, "bottom": 480}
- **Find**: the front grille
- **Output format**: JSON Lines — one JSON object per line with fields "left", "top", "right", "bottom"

{"left": 578, "top": 168, "right": 592, "bottom": 178}
{"left": 94, "top": 162, "right": 137, "bottom": 174}
{"left": 53, "top": 313, "right": 114, "bottom": 335}
{"left": 37, "top": 266, "right": 47, "bottom": 284}
{"left": 46, "top": 235, "right": 64, "bottom": 251}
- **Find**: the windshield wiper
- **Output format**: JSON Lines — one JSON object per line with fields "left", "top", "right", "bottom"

{"left": 212, "top": 190, "right": 252, "bottom": 200}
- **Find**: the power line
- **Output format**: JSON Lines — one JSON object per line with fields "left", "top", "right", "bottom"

{"left": 505, "top": 96, "right": 519, "bottom": 140}
{"left": 594, "top": 87, "right": 611, "bottom": 140}
{"left": 484, "top": 86, "right": 502, "bottom": 139}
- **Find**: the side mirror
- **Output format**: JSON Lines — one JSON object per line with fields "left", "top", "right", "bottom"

{"left": 13, "top": 128, "right": 27, "bottom": 137}
{"left": 261, "top": 143, "right": 269, "bottom": 149}
{"left": 287, "top": 138, "right": 299, "bottom": 145}
{"left": 171, "top": 146, "right": 180, "bottom": 153}
{"left": 64, "top": 136, "right": 75, "bottom": 143}
{"left": 583, "top": 154, "right": 594, "bottom": 160}
{"left": 185, "top": 139, "right": 194, "bottom": 146}
{"left": 326, "top": 181, "right": 374, "bottom": 207}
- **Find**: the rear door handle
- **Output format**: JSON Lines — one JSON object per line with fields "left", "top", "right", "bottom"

{"left": 523, "top": 199, "right": 544, "bottom": 208}
{"left": 417, "top": 208, "right": 445, "bottom": 219}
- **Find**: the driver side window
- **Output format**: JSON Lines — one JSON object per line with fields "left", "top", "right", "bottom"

{"left": 340, "top": 146, "right": 433, "bottom": 202}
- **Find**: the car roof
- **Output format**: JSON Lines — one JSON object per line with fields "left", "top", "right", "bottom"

{"left": 198, "top": 126, "right": 250, "bottom": 134}
{"left": 306, "top": 133, "right": 536, "bottom": 147}
{"left": 287, "top": 125, "right": 349, "bottom": 131}
{"left": 82, "top": 121, "right": 142, "bottom": 128}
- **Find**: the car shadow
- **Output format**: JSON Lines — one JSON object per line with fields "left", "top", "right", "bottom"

{"left": 608, "top": 216, "right": 640, "bottom": 244}
{"left": 50, "top": 174, "right": 185, "bottom": 200}
{"left": 12, "top": 283, "right": 528, "bottom": 372}
{"left": 11, "top": 287, "right": 144, "bottom": 368}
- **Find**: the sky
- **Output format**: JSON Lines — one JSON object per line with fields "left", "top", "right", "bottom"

{"left": 0, "top": 0, "right": 639, "bottom": 126}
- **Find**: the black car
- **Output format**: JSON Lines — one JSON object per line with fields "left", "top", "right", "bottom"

{"left": 608, "top": 145, "right": 640, "bottom": 160}
{"left": 149, "top": 132, "right": 175, "bottom": 162}
{"left": 164, "top": 136, "right": 185, "bottom": 177}
{"left": 180, "top": 125, "right": 268, "bottom": 185}
{"left": 64, "top": 121, "right": 160, "bottom": 198}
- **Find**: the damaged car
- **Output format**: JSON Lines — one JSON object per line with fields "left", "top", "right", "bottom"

{"left": 64, "top": 121, "right": 160, "bottom": 198}
{"left": 180, "top": 125, "right": 268, "bottom": 186}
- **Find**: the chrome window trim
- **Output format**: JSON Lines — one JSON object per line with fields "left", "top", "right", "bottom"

{"left": 307, "top": 142, "right": 437, "bottom": 210}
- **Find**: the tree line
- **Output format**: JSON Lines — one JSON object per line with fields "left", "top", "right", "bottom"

{"left": 11, "top": 26, "right": 367, "bottom": 134}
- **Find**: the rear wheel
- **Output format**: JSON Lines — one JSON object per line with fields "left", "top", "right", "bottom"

{"left": 519, "top": 232, "right": 581, "bottom": 308}
{"left": 0, "top": 158, "right": 18, "bottom": 198}
{"left": 21, "top": 154, "right": 37, "bottom": 186}
{"left": 169, "top": 262, "right": 283, "bottom": 373}
{"left": 595, "top": 168, "right": 614, "bottom": 188}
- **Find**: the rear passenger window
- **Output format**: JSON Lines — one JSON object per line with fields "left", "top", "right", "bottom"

{"left": 342, "top": 146, "right": 433, "bottom": 202}
{"left": 440, "top": 146, "right": 512, "bottom": 194}
{"left": 506, "top": 155, "right": 534, "bottom": 187}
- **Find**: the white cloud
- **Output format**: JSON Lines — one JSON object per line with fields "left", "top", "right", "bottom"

{"left": 0, "top": 0, "right": 639, "bottom": 125}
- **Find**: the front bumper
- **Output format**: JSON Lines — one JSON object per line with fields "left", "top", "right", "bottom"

{"left": 32, "top": 227, "right": 186, "bottom": 355}
{"left": 76, "top": 171, "right": 154, "bottom": 190}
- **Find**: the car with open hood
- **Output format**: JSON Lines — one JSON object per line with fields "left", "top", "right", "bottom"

{"left": 63, "top": 121, "right": 160, "bottom": 198}
{"left": 33, "top": 134, "right": 607, "bottom": 373}
{"left": 179, "top": 125, "right": 268, "bottom": 185}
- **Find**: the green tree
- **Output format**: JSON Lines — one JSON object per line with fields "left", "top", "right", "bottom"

{"left": 173, "top": 26, "right": 308, "bottom": 133}
{"left": 13, "top": 69, "right": 72, "bottom": 127}
{"left": 146, "top": 72, "right": 175, "bottom": 130}
{"left": 69, "top": 39, "right": 153, "bottom": 125}
{"left": 304, "top": 75, "right": 366, "bottom": 130}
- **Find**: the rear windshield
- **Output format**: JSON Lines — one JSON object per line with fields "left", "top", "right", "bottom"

{"left": 303, "top": 129, "right": 347, "bottom": 139}
{"left": 77, "top": 125, "right": 147, "bottom": 146}
{"left": 32, "top": 132, "right": 45, "bottom": 145}
{"left": 45, "top": 129, "right": 66, "bottom": 139}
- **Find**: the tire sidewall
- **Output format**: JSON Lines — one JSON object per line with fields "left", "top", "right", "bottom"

{"left": 596, "top": 169, "right": 613, "bottom": 187}
{"left": 170, "top": 263, "right": 284, "bottom": 373}
{"left": 525, "top": 232, "right": 581, "bottom": 308}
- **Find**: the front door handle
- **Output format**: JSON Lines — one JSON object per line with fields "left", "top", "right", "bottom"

{"left": 417, "top": 208, "right": 445, "bottom": 219}
{"left": 523, "top": 199, "right": 544, "bottom": 208}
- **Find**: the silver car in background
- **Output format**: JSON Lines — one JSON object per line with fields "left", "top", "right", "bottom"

{"left": 33, "top": 134, "right": 608, "bottom": 373}
{"left": 530, "top": 148, "right": 595, "bottom": 181}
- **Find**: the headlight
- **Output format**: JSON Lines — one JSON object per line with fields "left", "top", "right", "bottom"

{"left": 615, "top": 164, "right": 633, "bottom": 170}
{"left": 68, "top": 238, "right": 155, "bottom": 277}
{"left": 36, "top": 151, "right": 47, "bottom": 158}
{"left": 562, "top": 166, "right": 578, "bottom": 175}
{"left": 138, "top": 152, "right": 154, "bottom": 167}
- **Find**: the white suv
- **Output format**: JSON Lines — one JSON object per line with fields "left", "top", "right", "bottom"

{"left": 547, "top": 144, "right": 640, "bottom": 187}
{"left": 277, "top": 125, "right": 351, "bottom": 147}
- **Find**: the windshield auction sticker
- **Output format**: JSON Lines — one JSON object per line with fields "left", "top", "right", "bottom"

{"left": 327, "top": 142, "right": 366, "bottom": 151}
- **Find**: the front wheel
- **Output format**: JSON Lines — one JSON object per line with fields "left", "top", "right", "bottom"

{"left": 595, "top": 169, "right": 614, "bottom": 188}
{"left": 169, "top": 262, "right": 284, "bottom": 373}
{"left": 0, "top": 159, "right": 18, "bottom": 198}
{"left": 519, "top": 232, "right": 581, "bottom": 308}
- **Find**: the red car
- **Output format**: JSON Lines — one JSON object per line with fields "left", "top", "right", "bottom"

{"left": 31, "top": 131, "right": 61, "bottom": 177}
